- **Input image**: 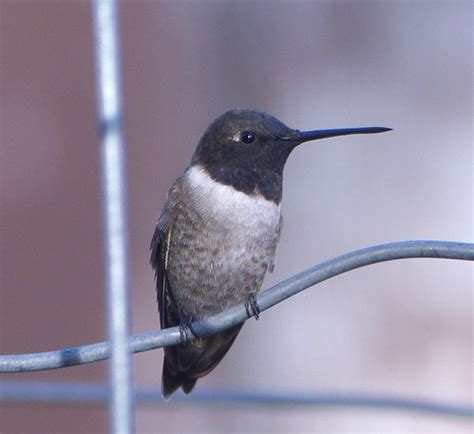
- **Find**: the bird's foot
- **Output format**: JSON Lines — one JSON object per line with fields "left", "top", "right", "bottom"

{"left": 178, "top": 315, "right": 197, "bottom": 345}
{"left": 245, "top": 292, "right": 260, "bottom": 320}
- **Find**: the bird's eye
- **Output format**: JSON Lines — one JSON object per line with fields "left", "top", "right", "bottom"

{"left": 240, "top": 131, "right": 256, "bottom": 144}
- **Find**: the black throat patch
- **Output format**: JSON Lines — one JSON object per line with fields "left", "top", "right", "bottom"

{"left": 202, "top": 163, "right": 284, "bottom": 204}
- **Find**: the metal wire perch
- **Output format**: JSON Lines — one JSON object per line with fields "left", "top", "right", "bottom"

{"left": 1, "top": 240, "right": 472, "bottom": 372}
{"left": 1, "top": 240, "right": 473, "bottom": 419}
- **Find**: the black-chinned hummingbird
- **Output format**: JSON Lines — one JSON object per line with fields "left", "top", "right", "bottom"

{"left": 150, "top": 109, "right": 391, "bottom": 398}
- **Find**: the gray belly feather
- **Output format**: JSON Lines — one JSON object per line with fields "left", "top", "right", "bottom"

{"left": 166, "top": 166, "right": 281, "bottom": 319}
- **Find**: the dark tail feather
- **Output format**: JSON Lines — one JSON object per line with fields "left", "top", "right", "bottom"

{"left": 161, "top": 324, "right": 243, "bottom": 399}
{"left": 182, "top": 378, "right": 198, "bottom": 395}
{"left": 162, "top": 360, "right": 197, "bottom": 399}
{"left": 161, "top": 361, "right": 181, "bottom": 400}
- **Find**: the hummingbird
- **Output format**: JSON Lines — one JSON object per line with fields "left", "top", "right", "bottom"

{"left": 150, "top": 109, "right": 391, "bottom": 398}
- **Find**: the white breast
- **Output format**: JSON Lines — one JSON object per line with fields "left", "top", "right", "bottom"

{"left": 184, "top": 165, "right": 281, "bottom": 232}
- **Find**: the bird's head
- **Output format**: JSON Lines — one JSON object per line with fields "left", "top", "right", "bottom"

{"left": 190, "top": 109, "right": 391, "bottom": 202}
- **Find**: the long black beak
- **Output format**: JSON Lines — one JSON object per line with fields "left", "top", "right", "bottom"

{"left": 298, "top": 126, "right": 392, "bottom": 143}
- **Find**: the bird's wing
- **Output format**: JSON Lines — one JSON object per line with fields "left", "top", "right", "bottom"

{"left": 150, "top": 225, "right": 168, "bottom": 329}
{"left": 150, "top": 182, "right": 180, "bottom": 330}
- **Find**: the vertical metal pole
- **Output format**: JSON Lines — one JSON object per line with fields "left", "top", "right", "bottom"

{"left": 91, "top": 1, "right": 133, "bottom": 433}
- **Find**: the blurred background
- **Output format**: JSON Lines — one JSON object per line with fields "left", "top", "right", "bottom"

{"left": 0, "top": 0, "right": 472, "bottom": 433}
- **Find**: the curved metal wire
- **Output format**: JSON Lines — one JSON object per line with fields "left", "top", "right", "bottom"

{"left": 1, "top": 240, "right": 473, "bottom": 373}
